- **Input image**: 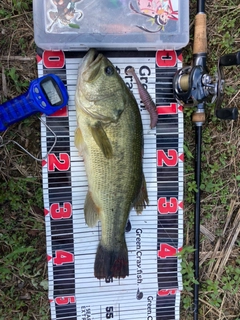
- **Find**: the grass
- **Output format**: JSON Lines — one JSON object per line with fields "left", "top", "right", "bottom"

{"left": 0, "top": 0, "right": 240, "bottom": 319}
{"left": 0, "top": 155, "right": 49, "bottom": 319}
{"left": 181, "top": 1, "right": 240, "bottom": 319}
{"left": 0, "top": 1, "right": 49, "bottom": 319}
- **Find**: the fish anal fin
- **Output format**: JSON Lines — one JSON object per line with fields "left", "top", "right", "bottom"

{"left": 84, "top": 191, "right": 100, "bottom": 227}
{"left": 134, "top": 174, "right": 149, "bottom": 214}
{"left": 91, "top": 122, "right": 113, "bottom": 159}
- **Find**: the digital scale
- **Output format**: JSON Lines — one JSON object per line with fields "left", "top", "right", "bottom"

{"left": 0, "top": 74, "right": 68, "bottom": 131}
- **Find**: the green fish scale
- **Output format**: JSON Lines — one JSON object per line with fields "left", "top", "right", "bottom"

{"left": 86, "top": 95, "right": 143, "bottom": 251}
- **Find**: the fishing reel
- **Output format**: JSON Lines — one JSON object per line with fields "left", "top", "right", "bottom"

{"left": 173, "top": 51, "right": 240, "bottom": 120}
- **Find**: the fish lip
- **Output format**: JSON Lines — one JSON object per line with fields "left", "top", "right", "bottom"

{"left": 83, "top": 49, "right": 100, "bottom": 66}
{"left": 81, "top": 49, "right": 103, "bottom": 81}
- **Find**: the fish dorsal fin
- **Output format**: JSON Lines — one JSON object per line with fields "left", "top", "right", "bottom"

{"left": 91, "top": 122, "right": 113, "bottom": 159}
{"left": 84, "top": 191, "right": 100, "bottom": 227}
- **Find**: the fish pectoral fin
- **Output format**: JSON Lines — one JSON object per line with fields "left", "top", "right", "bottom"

{"left": 74, "top": 127, "right": 84, "bottom": 155}
{"left": 134, "top": 173, "right": 149, "bottom": 214}
{"left": 91, "top": 122, "right": 113, "bottom": 159}
{"left": 84, "top": 191, "right": 100, "bottom": 227}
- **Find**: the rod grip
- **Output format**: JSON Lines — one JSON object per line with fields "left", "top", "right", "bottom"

{"left": 192, "top": 112, "right": 205, "bottom": 123}
{"left": 193, "top": 13, "right": 207, "bottom": 55}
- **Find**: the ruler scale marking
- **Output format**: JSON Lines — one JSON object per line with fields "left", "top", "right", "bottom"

{"left": 39, "top": 50, "right": 183, "bottom": 320}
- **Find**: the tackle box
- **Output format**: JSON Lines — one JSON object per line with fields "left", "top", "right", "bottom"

{"left": 33, "top": 0, "right": 189, "bottom": 51}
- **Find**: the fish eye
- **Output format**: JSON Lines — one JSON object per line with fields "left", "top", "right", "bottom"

{"left": 104, "top": 66, "right": 114, "bottom": 76}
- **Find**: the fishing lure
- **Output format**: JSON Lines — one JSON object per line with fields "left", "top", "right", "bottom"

{"left": 127, "top": 67, "right": 158, "bottom": 129}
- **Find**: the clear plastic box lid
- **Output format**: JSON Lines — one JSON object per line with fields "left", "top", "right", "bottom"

{"left": 33, "top": 0, "right": 189, "bottom": 51}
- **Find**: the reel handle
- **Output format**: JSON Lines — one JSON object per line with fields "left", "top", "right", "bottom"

{"left": 216, "top": 107, "right": 238, "bottom": 120}
{"left": 219, "top": 51, "right": 240, "bottom": 67}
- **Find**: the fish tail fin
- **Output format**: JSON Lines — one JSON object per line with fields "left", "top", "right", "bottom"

{"left": 94, "top": 240, "right": 129, "bottom": 280}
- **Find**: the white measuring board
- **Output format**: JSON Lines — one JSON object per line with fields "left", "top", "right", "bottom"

{"left": 38, "top": 50, "right": 184, "bottom": 320}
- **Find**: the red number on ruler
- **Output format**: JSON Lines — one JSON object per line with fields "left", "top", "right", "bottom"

{"left": 156, "top": 50, "right": 177, "bottom": 68}
{"left": 55, "top": 296, "right": 76, "bottom": 305}
{"left": 157, "top": 149, "right": 178, "bottom": 167}
{"left": 53, "top": 250, "right": 74, "bottom": 265}
{"left": 43, "top": 51, "right": 65, "bottom": 69}
{"left": 158, "top": 243, "right": 177, "bottom": 259}
{"left": 49, "top": 106, "right": 68, "bottom": 117}
{"left": 50, "top": 202, "right": 72, "bottom": 219}
{"left": 48, "top": 153, "right": 70, "bottom": 171}
{"left": 157, "top": 103, "right": 177, "bottom": 115}
{"left": 158, "top": 197, "right": 178, "bottom": 214}
{"left": 158, "top": 289, "right": 178, "bottom": 296}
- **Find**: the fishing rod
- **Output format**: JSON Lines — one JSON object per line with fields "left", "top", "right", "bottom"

{"left": 172, "top": 0, "right": 240, "bottom": 319}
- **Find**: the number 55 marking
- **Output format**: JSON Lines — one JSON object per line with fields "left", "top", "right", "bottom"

{"left": 106, "top": 306, "right": 114, "bottom": 319}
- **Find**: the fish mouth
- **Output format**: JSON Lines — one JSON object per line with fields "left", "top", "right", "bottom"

{"left": 83, "top": 49, "right": 100, "bottom": 67}
{"left": 81, "top": 49, "right": 103, "bottom": 82}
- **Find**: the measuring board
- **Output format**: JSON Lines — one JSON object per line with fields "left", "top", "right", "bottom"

{"left": 38, "top": 50, "right": 184, "bottom": 320}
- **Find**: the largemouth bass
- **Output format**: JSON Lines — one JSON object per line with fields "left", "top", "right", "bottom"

{"left": 75, "top": 49, "right": 149, "bottom": 280}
